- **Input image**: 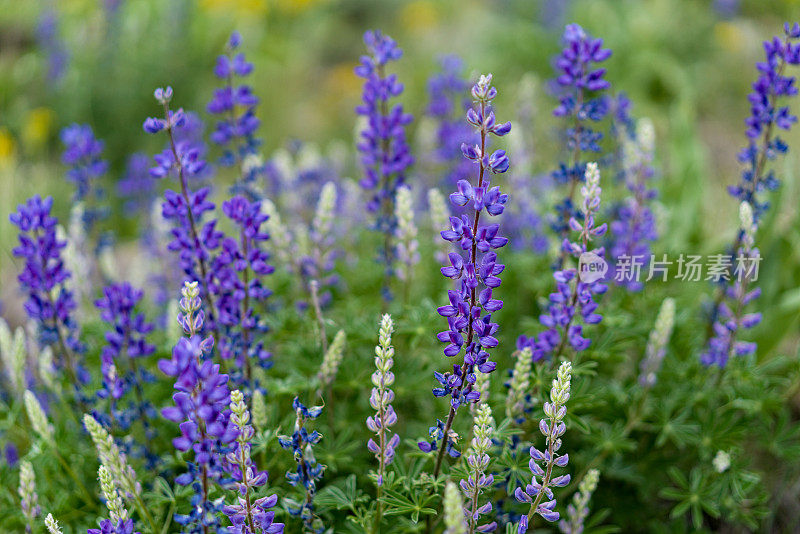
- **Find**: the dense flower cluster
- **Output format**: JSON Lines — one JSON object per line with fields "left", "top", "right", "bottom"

{"left": 19, "top": 460, "right": 39, "bottom": 534}
{"left": 94, "top": 282, "right": 156, "bottom": 432}
{"left": 608, "top": 118, "right": 658, "bottom": 291}
{"left": 728, "top": 23, "right": 800, "bottom": 221}
{"left": 550, "top": 24, "right": 612, "bottom": 240}
{"left": 355, "top": 30, "right": 414, "bottom": 289}
{"left": 10, "top": 196, "right": 85, "bottom": 384}
{"left": 639, "top": 298, "right": 675, "bottom": 386}
{"left": 278, "top": 399, "right": 325, "bottom": 533}
{"left": 208, "top": 31, "right": 265, "bottom": 184}
{"left": 558, "top": 469, "right": 599, "bottom": 534}
{"left": 515, "top": 361, "right": 572, "bottom": 532}
{"left": 223, "top": 390, "right": 284, "bottom": 533}
{"left": 159, "top": 282, "right": 235, "bottom": 532}
{"left": 145, "top": 87, "right": 223, "bottom": 331}
{"left": 367, "top": 315, "right": 399, "bottom": 487}
{"left": 518, "top": 163, "right": 607, "bottom": 361}
{"left": 213, "top": 195, "right": 273, "bottom": 380}
{"left": 461, "top": 403, "right": 497, "bottom": 532}
{"left": 60, "top": 123, "right": 107, "bottom": 204}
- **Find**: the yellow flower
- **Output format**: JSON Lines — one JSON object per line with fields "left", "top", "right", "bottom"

{"left": 400, "top": 0, "right": 438, "bottom": 32}
{"left": 714, "top": 22, "right": 744, "bottom": 54}
{"left": 0, "top": 128, "right": 16, "bottom": 166}
{"left": 23, "top": 108, "right": 55, "bottom": 150}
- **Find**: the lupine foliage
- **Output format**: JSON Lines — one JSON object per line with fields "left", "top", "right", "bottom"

{"left": 3, "top": 11, "right": 800, "bottom": 534}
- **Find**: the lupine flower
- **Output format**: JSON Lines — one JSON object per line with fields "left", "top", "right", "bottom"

{"left": 36, "top": 10, "right": 68, "bottom": 82}
{"left": 444, "top": 480, "right": 468, "bottom": 534}
{"left": 394, "top": 186, "right": 420, "bottom": 282}
{"left": 702, "top": 202, "right": 762, "bottom": 367}
{"left": 515, "top": 361, "right": 572, "bottom": 531}
{"left": 518, "top": 163, "right": 608, "bottom": 361}
{"left": 10, "top": 196, "right": 85, "bottom": 384}
{"left": 639, "top": 297, "right": 675, "bottom": 387}
{"left": 367, "top": 314, "right": 400, "bottom": 489}
{"left": 60, "top": 123, "right": 107, "bottom": 205}
{"left": 19, "top": 460, "right": 40, "bottom": 534}
{"left": 558, "top": 469, "right": 599, "bottom": 534}
{"left": 252, "top": 389, "right": 267, "bottom": 433}
{"left": 506, "top": 347, "right": 533, "bottom": 421}
{"left": 422, "top": 73, "right": 511, "bottom": 474}
{"left": 278, "top": 398, "right": 325, "bottom": 533}
{"left": 316, "top": 329, "right": 346, "bottom": 391}
{"left": 0, "top": 319, "right": 26, "bottom": 395}
{"left": 549, "top": 24, "right": 612, "bottom": 243}
{"left": 728, "top": 24, "right": 800, "bottom": 221}
{"left": 460, "top": 403, "right": 497, "bottom": 533}
{"left": 259, "top": 199, "right": 293, "bottom": 269}
{"left": 94, "top": 282, "right": 156, "bottom": 433}
{"left": 355, "top": 30, "right": 414, "bottom": 295}
{"left": 427, "top": 187, "right": 452, "bottom": 263}
{"left": 425, "top": 55, "right": 475, "bottom": 189}
{"left": 60, "top": 203, "right": 92, "bottom": 315}
{"left": 208, "top": 31, "right": 265, "bottom": 186}
{"left": 159, "top": 282, "right": 235, "bottom": 531}
{"left": 98, "top": 464, "right": 129, "bottom": 524}
{"left": 144, "top": 87, "right": 223, "bottom": 335}
{"left": 223, "top": 390, "right": 284, "bottom": 534}
{"left": 83, "top": 414, "right": 142, "bottom": 500}
{"left": 470, "top": 370, "right": 490, "bottom": 416}
{"left": 45, "top": 513, "right": 63, "bottom": 534}
{"left": 213, "top": 195, "right": 274, "bottom": 382}
{"left": 609, "top": 117, "right": 659, "bottom": 291}
{"left": 24, "top": 390, "right": 54, "bottom": 441}
{"left": 301, "top": 181, "right": 339, "bottom": 309}
{"left": 704, "top": 24, "right": 800, "bottom": 359}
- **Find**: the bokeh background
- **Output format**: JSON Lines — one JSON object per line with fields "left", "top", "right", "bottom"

{"left": 1, "top": 0, "right": 799, "bottom": 338}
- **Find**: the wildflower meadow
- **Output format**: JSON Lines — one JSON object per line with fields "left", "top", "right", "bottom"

{"left": 3, "top": 1, "right": 800, "bottom": 532}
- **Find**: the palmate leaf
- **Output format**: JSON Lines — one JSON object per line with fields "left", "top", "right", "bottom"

{"left": 315, "top": 474, "right": 368, "bottom": 511}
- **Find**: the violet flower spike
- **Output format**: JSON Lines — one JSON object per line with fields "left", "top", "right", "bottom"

{"left": 422, "top": 73, "right": 511, "bottom": 479}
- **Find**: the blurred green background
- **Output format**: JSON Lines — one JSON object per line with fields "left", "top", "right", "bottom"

{"left": 1, "top": 0, "right": 800, "bottom": 342}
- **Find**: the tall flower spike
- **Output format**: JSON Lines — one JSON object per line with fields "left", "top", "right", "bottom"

{"left": 461, "top": 403, "right": 497, "bottom": 533}
{"left": 223, "top": 390, "right": 284, "bottom": 534}
{"left": 317, "top": 329, "right": 347, "bottom": 390}
{"left": 45, "top": 513, "right": 63, "bottom": 534}
{"left": 83, "top": 414, "right": 142, "bottom": 500}
{"left": 19, "top": 460, "right": 40, "bottom": 534}
{"left": 609, "top": 116, "right": 659, "bottom": 291}
{"left": 213, "top": 195, "right": 274, "bottom": 382}
{"left": 639, "top": 298, "right": 675, "bottom": 387}
{"left": 301, "top": 181, "right": 340, "bottom": 310}
{"left": 208, "top": 31, "right": 265, "bottom": 186}
{"left": 444, "top": 481, "right": 468, "bottom": 534}
{"left": 0, "top": 319, "right": 26, "bottom": 395}
{"left": 10, "top": 196, "right": 85, "bottom": 385}
{"left": 705, "top": 25, "right": 800, "bottom": 359}
{"left": 159, "top": 283, "right": 234, "bottom": 532}
{"left": 24, "top": 390, "right": 54, "bottom": 441}
{"left": 395, "top": 186, "right": 420, "bottom": 283}
{"left": 355, "top": 29, "right": 414, "bottom": 298}
{"left": 506, "top": 347, "right": 533, "bottom": 421}
{"left": 550, "top": 24, "right": 612, "bottom": 246}
{"left": 278, "top": 398, "right": 325, "bottom": 533}
{"left": 558, "top": 469, "right": 599, "bottom": 534}
{"left": 367, "top": 315, "right": 400, "bottom": 492}
{"left": 144, "top": 87, "right": 223, "bottom": 339}
{"left": 423, "top": 73, "right": 511, "bottom": 477}
{"left": 515, "top": 360, "right": 572, "bottom": 532}
{"left": 518, "top": 162, "right": 608, "bottom": 362}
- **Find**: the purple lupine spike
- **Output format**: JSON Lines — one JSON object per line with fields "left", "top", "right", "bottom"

{"left": 208, "top": 31, "right": 266, "bottom": 188}
{"left": 704, "top": 24, "right": 800, "bottom": 363}
{"left": 159, "top": 282, "right": 235, "bottom": 532}
{"left": 9, "top": 195, "right": 86, "bottom": 386}
{"left": 420, "top": 74, "right": 511, "bottom": 478}
{"left": 518, "top": 163, "right": 608, "bottom": 363}
{"left": 211, "top": 195, "right": 273, "bottom": 383}
{"left": 144, "top": 87, "right": 224, "bottom": 339}
{"left": 93, "top": 282, "right": 156, "bottom": 442}
{"left": 355, "top": 30, "right": 414, "bottom": 298}
{"left": 549, "top": 24, "right": 612, "bottom": 251}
